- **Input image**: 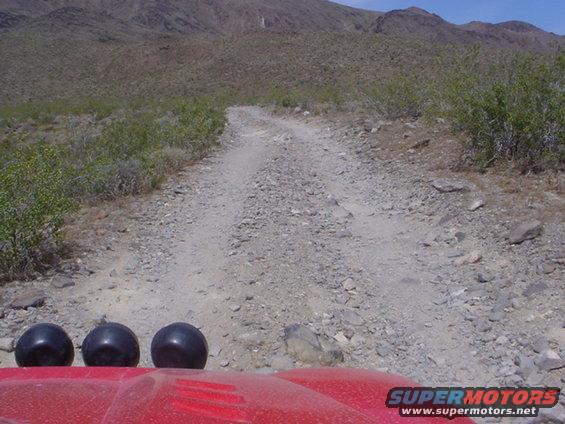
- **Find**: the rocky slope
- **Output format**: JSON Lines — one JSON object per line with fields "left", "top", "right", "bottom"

{"left": 0, "top": 0, "right": 561, "bottom": 49}
{"left": 0, "top": 0, "right": 378, "bottom": 35}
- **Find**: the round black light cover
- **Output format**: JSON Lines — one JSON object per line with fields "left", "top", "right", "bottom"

{"left": 81, "top": 322, "right": 140, "bottom": 367}
{"left": 15, "top": 323, "right": 74, "bottom": 367}
{"left": 151, "top": 322, "right": 208, "bottom": 369}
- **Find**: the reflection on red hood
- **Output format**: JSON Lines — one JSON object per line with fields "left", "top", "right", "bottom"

{"left": 0, "top": 367, "right": 474, "bottom": 423}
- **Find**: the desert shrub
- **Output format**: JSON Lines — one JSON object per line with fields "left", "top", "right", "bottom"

{"left": 172, "top": 98, "right": 227, "bottom": 152}
{"left": 0, "top": 97, "right": 226, "bottom": 276}
{"left": 363, "top": 48, "right": 564, "bottom": 169}
{"left": 266, "top": 87, "right": 304, "bottom": 108}
{"left": 74, "top": 117, "right": 162, "bottom": 196}
{"left": 72, "top": 97, "right": 226, "bottom": 198}
{"left": 366, "top": 75, "right": 427, "bottom": 118}
{"left": 264, "top": 86, "right": 347, "bottom": 114}
{"left": 0, "top": 142, "right": 77, "bottom": 276}
{"left": 0, "top": 98, "right": 123, "bottom": 127}
{"left": 312, "top": 86, "right": 345, "bottom": 108}
{"left": 436, "top": 51, "right": 564, "bottom": 169}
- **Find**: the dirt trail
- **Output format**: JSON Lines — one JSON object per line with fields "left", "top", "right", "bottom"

{"left": 1, "top": 107, "right": 563, "bottom": 422}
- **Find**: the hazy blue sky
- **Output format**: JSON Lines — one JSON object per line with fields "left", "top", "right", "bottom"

{"left": 333, "top": 1, "right": 564, "bottom": 34}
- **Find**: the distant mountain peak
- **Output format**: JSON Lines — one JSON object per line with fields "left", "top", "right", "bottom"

{"left": 0, "top": 0, "right": 561, "bottom": 50}
{"left": 496, "top": 21, "right": 544, "bottom": 34}
{"left": 404, "top": 6, "right": 435, "bottom": 16}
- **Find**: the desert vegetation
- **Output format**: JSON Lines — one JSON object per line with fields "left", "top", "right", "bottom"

{"left": 364, "top": 49, "right": 564, "bottom": 170}
{"left": 0, "top": 97, "right": 226, "bottom": 279}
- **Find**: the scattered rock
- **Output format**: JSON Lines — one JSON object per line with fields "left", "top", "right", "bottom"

{"left": 537, "top": 405, "right": 565, "bottom": 424}
{"left": 522, "top": 282, "right": 548, "bottom": 298}
{"left": 547, "top": 328, "right": 565, "bottom": 347}
{"left": 532, "top": 336, "right": 549, "bottom": 354}
{"left": 0, "top": 337, "right": 14, "bottom": 353}
{"left": 476, "top": 272, "right": 493, "bottom": 283}
{"left": 541, "top": 263, "right": 556, "bottom": 274}
{"left": 558, "top": 173, "right": 565, "bottom": 193}
{"left": 468, "top": 199, "right": 485, "bottom": 211}
{"left": 376, "top": 341, "right": 393, "bottom": 357}
{"left": 341, "top": 278, "right": 356, "bottom": 291}
{"left": 432, "top": 179, "right": 468, "bottom": 193}
{"left": 336, "top": 229, "right": 353, "bottom": 238}
{"left": 333, "top": 332, "right": 349, "bottom": 344}
{"left": 488, "top": 311, "right": 505, "bottom": 322}
{"left": 208, "top": 345, "right": 222, "bottom": 358}
{"left": 229, "top": 304, "right": 241, "bottom": 312}
{"left": 343, "top": 328, "right": 355, "bottom": 340}
{"left": 52, "top": 276, "right": 75, "bottom": 289}
{"left": 10, "top": 289, "right": 46, "bottom": 309}
{"left": 411, "top": 139, "right": 430, "bottom": 149}
{"left": 340, "top": 310, "right": 365, "bottom": 326}
{"left": 534, "top": 350, "right": 564, "bottom": 371}
{"left": 509, "top": 220, "right": 543, "bottom": 244}
{"left": 325, "top": 195, "right": 339, "bottom": 206}
{"left": 237, "top": 332, "right": 266, "bottom": 347}
{"left": 331, "top": 206, "right": 353, "bottom": 220}
{"left": 454, "top": 251, "right": 482, "bottom": 266}
{"left": 283, "top": 324, "right": 343, "bottom": 366}
{"left": 269, "top": 354, "right": 294, "bottom": 370}
{"left": 515, "top": 354, "right": 535, "bottom": 378}
{"left": 475, "top": 319, "right": 492, "bottom": 332}
{"left": 454, "top": 231, "right": 466, "bottom": 242}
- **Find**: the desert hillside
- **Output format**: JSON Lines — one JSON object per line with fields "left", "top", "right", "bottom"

{"left": 0, "top": 0, "right": 561, "bottom": 46}
{"left": 0, "top": 1, "right": 562, "bottom": 103}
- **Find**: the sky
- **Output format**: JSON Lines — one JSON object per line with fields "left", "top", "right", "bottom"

{"left": 333, "top": 1, "right": 565, "bottom": 34}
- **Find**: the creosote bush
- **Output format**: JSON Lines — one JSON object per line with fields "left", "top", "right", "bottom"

{"left": 437, "top": 51, "right": 564, "bottom": 169}
{"left": 366, "top": 75, "right": 427, "bottom": 118}
{"left": 366, "top": 49, "right": 564, "bottom": 170}
{"left": 0, "top": 97, "right": 226, "bottom": 277}
{"left": 0, "top": 142, "right": 77, "bottom": 277}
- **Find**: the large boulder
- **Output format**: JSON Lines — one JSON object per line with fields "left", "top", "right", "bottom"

{"left": 283, "top": 324, "right": 343, "bottom": 366}
{"left": 509, "top": 220, "right": 542, "bottom": 244}
{"left": 10, "top": 289, "right": 46, "bottom": 309}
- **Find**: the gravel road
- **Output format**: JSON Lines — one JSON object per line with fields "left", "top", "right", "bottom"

{"left": 1, "top": 107, "right": 563, "bottom": 422}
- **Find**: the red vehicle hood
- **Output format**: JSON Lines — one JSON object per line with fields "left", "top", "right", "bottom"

{"left": 0, "top": 367, "right": 473, "bottom": 423}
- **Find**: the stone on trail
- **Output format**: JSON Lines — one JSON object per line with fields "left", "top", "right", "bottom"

{"left": 509, "top": 220, "right": 542, "bottom": 244}
{"left": 0, "top": 338, "right": 14, "bottom": 353}
{"left": 283, "top": 324, "right": 343, "bottom": 366}
{"left": 431, "top": 179, "right": 468, "bottom": 193}
{"left": 411, "top": 139, "right": 430, "bottom": 149}
{"left": 454, "top": 251, "right": 482, "bottom": 266}
{"left": 547, "top": 328, "right": 565, "bottom": 347}
{"left": 340, "top": 309, "right": 365, "bottom": 326}
{"left": 269, "top": 354, "right": 294, "bottom": 370}
{"left": 325, "top": 195, "right": 339, "bottom": 206}
{"left": 10, "top": 289, "right": 46, "bottom": 309}
{"left": 468, "top": 199, "right": 485, "bottom": 211}
{"left": 336, "top": 229, "right": 352, "bottom": 238}
{"left": 534, "top": 349, "right": 564, "bottom": 371}
{"left": 522, "top": 282, "right": 548, "bottom": 298}
{"left": 341, "top": 278, "right": 356, "bottom": 291}
{"left": 52, "top": 276, "right": 75, "bottom": 289}
{"left": 331, "top": 206, "right": 353, "bottom": 220}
